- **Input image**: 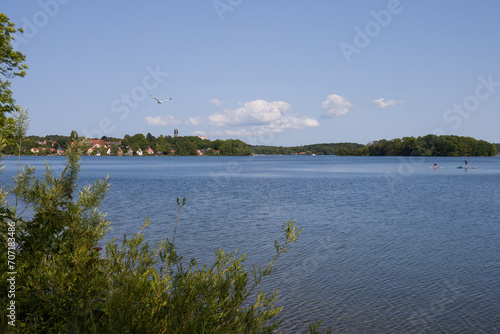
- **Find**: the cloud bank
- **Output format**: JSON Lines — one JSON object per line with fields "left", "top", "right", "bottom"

{"left": 208, "top": 99, "right": 319, "bottom": 137}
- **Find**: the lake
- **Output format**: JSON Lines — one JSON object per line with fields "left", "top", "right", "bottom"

{"left": 2, "top": 155, "right": 500, "bottom": 333}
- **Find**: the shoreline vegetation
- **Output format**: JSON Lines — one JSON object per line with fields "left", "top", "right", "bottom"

{"left": 1, "top": 132, "right": 498, "bottom": 157}
{"left": 2, "top": 138, "right": 329, "bottom": 333}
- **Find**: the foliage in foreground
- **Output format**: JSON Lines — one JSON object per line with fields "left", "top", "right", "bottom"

{"left": 0, "top": 138, "right": 331, "bottom": 333}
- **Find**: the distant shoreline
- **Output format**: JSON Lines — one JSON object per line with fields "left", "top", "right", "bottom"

{"left": 2, "top": 134, "right": 499, "bottom": 157}
{"left": 5, "top": 153, "right": 499, "bottom": 158}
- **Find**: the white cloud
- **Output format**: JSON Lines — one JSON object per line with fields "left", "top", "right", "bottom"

{"left": 266, "top": 116, "right": 319, "bottom": 133}
{"left": 321, "top": 94, "right": 353, "bottom": 117}
{"left": 185, "top": 117, "right": 202, "bottom": 126}
{"left": 210, "top": 129, "right": 255, "bottom": 137}
{"left": 192, "top": 130, "right": 206, "bottom": 137}
{"left": 210, "top": 98, "right": 223, "bottom": 107}
{"left": 372, "top": 98, "right": 403, "bottom": 108}
{"left": 209, "top": 100, "right": 292, "bottom": 126}
{"left": 207, "top": 99, "right": 318, "bottom": 137}
{"left": 145, "top": 116, "right": 181, "bottom": 126}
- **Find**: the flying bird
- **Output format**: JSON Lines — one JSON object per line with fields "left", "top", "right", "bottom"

{"left": 150, "top": 95, "right": 173, "bottom": 104}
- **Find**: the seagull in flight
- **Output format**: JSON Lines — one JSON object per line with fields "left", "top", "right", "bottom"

{"left": 150, "top": 95, "right": 173, "bottom": 104}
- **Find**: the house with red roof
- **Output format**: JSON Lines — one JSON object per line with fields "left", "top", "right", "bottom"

{"left": 88, "top": 139, "right": 106, "bottom": 148}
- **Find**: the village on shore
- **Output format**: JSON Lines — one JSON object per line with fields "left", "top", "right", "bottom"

{"left": 3, "top": 130, "right": 499, "bottom": 157}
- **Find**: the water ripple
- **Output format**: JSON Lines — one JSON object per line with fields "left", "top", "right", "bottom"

{"left": 2, "top": 155, "right": 500, "bottom": 332}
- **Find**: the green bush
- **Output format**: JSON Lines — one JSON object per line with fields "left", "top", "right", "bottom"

{"left": 1, "top": 138, "right": 331, "bottom": 333}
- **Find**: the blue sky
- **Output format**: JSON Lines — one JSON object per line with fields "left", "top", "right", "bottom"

{"left": 3, "top": 0, "right": 500, "bottom": 146}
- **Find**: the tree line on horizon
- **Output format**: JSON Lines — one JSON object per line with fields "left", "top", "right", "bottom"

{"left": 1, "top": 133, "right": 497, "bottom": 157}
{"left": 251, "top": 134, "right": 498, "bottom": 157}
{"left": 0, "top": 132, "right": 253, "bottom": 156}
{"left": 363, "top": 135, "right": 497, "bottom": 157}
{"left": 121, "top": 133, "right": 252, "bottom": 156}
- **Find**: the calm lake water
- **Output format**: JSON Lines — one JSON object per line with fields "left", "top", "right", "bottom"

{"left": 2, "top": 155, "right": 500, "bottom": 333}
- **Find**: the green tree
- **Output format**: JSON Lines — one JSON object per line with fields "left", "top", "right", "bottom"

{"left": 219, "top": 139, "right": 252, "bottom": 156}
{"left": 212, "top": 139, "right": 224, "bottom": 150}
{"left": 400, "top": 137, "right": 417, "bottom": 156}
{"left": 1, "top": 138, "right": 111, "bottom": 331}
{"left": 175, "top": 139, "right": 198, "bottom": 155}
{"left": 219, "top": 140, "right": 234, "bottom": 155}
{"left": 130, "top": 133, "right": 149, "bottom": 150}
{"left": 0, "top": 13, "right": 28, "bottom": 134}
{"left": 56, "top": 137, "right": 71, "bottom": 150}
{"left": 336, "top": 147, "right": 348, "bottom": 156}
{"left": 477, "top": 140, "right": 496, "bottom": 156}
{"left": 363, "top": 135, "right": 496, "bottom": 157}
{"left": 98, "top": 145, "right": 107, "bottom": 156}
{"left": 146, "top": 132, "right": 156, "bottom": 148}
{"left": 110, "top": 143, "right": 120, "bottom": 155}
{"left": 157, "top": 135, "right": 172, "bottom": 155}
